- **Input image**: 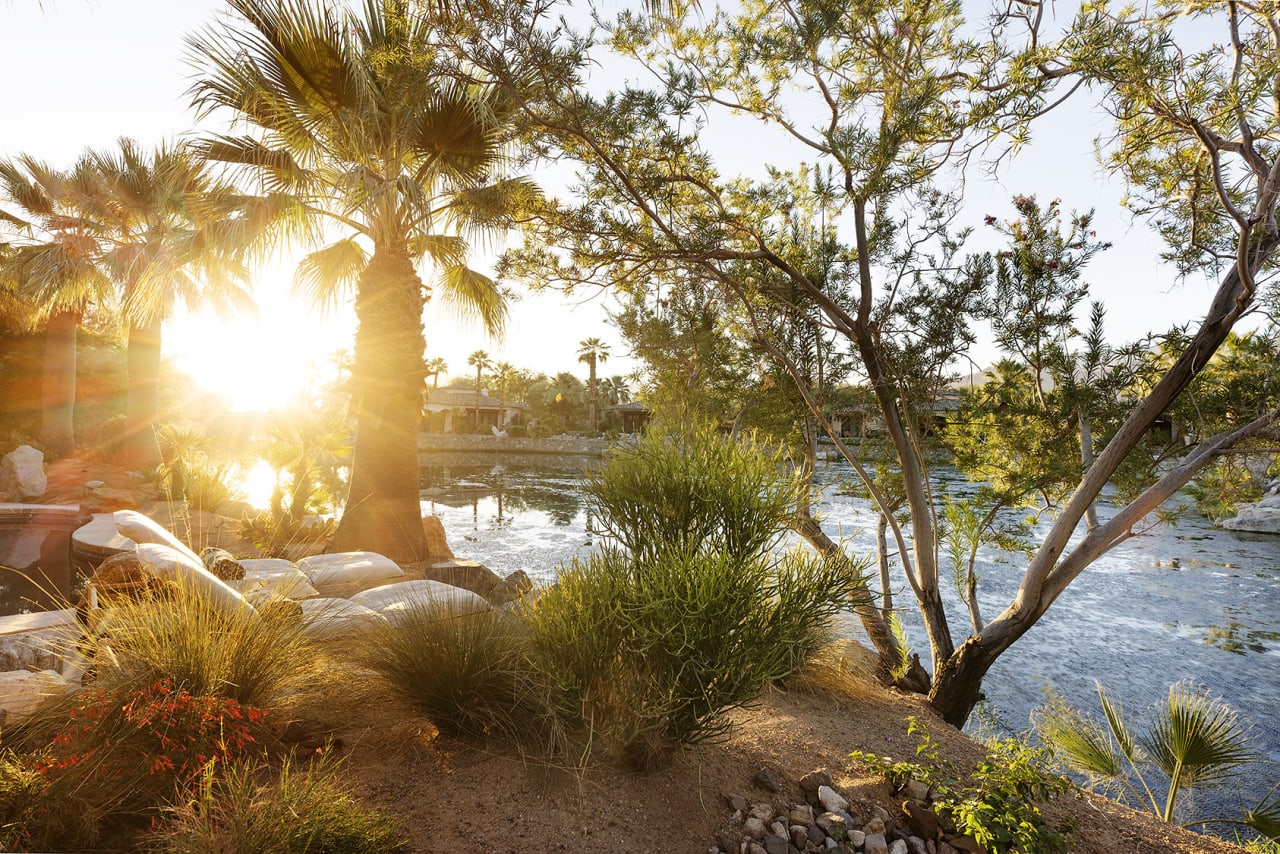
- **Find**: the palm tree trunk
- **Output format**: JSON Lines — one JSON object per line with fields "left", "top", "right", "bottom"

{"left": 123, "top": 316, "right": 163, "bottom": 472}
{"left": 331, "top": 244, "right": 429, "bottom": 565}
{"left": 41, "top": 309, "right": 80, "bottom": 458}
{"left": 588, "top": 355, "right": 598, "bottom": 432}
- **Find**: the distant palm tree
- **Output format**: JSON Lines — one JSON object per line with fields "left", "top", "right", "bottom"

{"left": 493, "top": 361, "right": 516, "bottom": 427}
{"left": 0, "top": 155, "right": 112, "bottom": 456}
{"left": 577, "top": 337, "right": 611, "bottom": 431}
{"left": 600, "top": 375, "right": 631, "bottom": 406}
{"left": 189, "top": 0, "right": 536, "bottom": 562}
{"left": 468, "top": 350, "right": 492, "bottom": 431}
{"left": 425, "top": 357, "right": 448, "bottom": 389}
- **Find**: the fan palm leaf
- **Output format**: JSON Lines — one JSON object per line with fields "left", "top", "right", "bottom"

{"left": 1139, "top": 681, "right": 1259, "bottom": 820}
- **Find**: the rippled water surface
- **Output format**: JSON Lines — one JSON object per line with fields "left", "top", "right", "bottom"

{"left": 421, "top": 451, "right": 1280, "bottom": 821}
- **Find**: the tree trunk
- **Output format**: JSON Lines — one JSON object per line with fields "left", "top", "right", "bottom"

{"left": 123, "top": 316, "right": 162, "bottom": 472}
{"left": 331, "top": 244, "right": 429, "bottom": 565}
{"left": 926, "top": 635, "right": 1003, "bottom": 727}
{"left": 41, "top": 309, "right": 80, "bottom": 458}
{"left": 588, "top": 355, "right": 598, "bottom": 431}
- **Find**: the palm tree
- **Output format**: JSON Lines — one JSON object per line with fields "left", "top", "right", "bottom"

{"left": 425, "top": 356, "right": 448, "bottom": 388}
{"left": 189, "top": 0, "right": 535, "bottom": 563}
{"left": 577, "top": 337, "right": 610, "bottom": 432}
{"left": 468, "top": 349, "right": 492, "bottom": 431}
{"left": 0, "top": 155, "right": 112, "bottom": 457}
{"left": 600, "top": 375, "right": 631, "bottom": 406}
{"left": 493, "top": 360, "right": 516, "bottom": 427}
{"left": 1033, "top": 681, "right": 1277, "bottom": 831}
{"left": 74, "top": 139, "right": 262, "bottom": 473}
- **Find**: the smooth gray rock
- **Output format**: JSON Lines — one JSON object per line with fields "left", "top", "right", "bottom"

{"left": 1223, "top": 501, "right": 1280, "bottom": 534}
{"left": 863, "top": 833, "right": 889, "bottom": 854}
{"left": 0, "top": 445, "right": 45, "bottom": 499}
{"left": 816, "top": 785, "right": 848, "bottom": 814}
{"left": 889, "top": 840, "right": 909, "bottom": 854}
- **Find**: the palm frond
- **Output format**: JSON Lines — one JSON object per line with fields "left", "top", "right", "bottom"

{"left": 1097, "top": 681, "right": 1141, "bottom": 764}
{"left": 409, "top": 233, "right": 468, "bottom": 267}
{"left": 1245, "top": 782, "right": 1280, "bottom": 841}
{"left": 1139, "top": 681, "right": 1258, "bottom": 791}
{"left": 1032, "top": 699, "right": 1127, "bottom": 782}
{"left": 192, "top": 135, "right": 311, "bottom": 193}
{"left": 438, "top": 263, "right": 509, "bottom": 338}
{"left": 293, "top": 238, "right": 368, "bottom": 314}
{"left": 447, "top": 177, "right": 542, "bottom": 231}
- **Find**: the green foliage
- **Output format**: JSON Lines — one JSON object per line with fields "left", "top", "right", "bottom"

{"left": 1185, "top": 459, "right": 1265, "bottom": 523}
{"left": 143, "top": 754, "right": 402, "bottom": 854}
{"left": 1034, "top": 681, "right": 1277, "bottom": 834}
{"left": 851, "top": 718, "right": 1073, "bottom": 854}
{"left": 527, "top": 426, "right": 856, "bottom": 764}
{"left": 584, "top": 423, "right": 803, "bottom": 562}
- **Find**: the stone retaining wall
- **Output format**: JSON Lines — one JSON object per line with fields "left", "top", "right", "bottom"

{"left": 417, "top": 434, "right": 610, "bottom": 456}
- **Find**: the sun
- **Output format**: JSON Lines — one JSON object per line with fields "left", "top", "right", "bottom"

{"left": 166, "top": 283, "right": 352, "bottom": 412}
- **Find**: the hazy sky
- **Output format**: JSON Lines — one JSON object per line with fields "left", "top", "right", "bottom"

{"left": 2, "top": 0, "right": 1225, "bottom": 409}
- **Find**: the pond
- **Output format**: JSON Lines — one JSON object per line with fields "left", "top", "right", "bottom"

{"left": 419, "top": 451, "right": 1280, "bottom": 827}
{"left": 0, "top": 505, "right": 85, "bottom": 616}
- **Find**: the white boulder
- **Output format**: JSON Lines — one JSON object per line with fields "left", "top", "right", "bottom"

{"left": 0, "top": 669, "right": 72, "bottom": 726}
{"left": 1223, "top": 499, "right": 1280, "bottom": 534}
{"left": 0, "top": 445, "right": 46, "bottom": 499}
{"left": 297, "top": 552, "right": 406, "bottom": 598}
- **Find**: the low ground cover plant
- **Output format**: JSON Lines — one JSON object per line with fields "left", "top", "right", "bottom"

{"left": 851, "top": 717, "right": 1073, "bottom": 854}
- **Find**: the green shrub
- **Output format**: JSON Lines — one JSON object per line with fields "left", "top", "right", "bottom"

{"left": 584, "top": 423, "right": 802, "bottom": 562}
{"left": 851, "top": 717, "right": 1073, "bottom": 854}
{"left": 1034, "top": 681, "right": 1279, "bottom": 837}
{"left": 526, "top": 425, "right": 857, "bottom": 765}
{"left": 144, "top": 754, "right": 402, "bottom": 853}
{"left": 0, "top": 747, "right": 101, "bottom": 851}
{"left": 1186, "top": 458, "right": 1264, "bottom": 522}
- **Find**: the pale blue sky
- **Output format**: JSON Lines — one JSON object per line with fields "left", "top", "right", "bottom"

{"left": 2, "top": 0, "right": 1225, "bottom": 408}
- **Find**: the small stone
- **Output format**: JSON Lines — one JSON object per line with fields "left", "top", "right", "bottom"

{"left": 815, "top": 813, "right": 846, "bottom": 838}
{"left": 824, "top": 839, "right": 838, "bottom": 851}
{"left": 807, "top": 825, "right": 827, "bottom": 845}
{"left": 749, "top": 843, "right": 767, "bottom": 854}
{"left": 946, "top": 836, "right": 981, "bottom": 853}
{"left": 848, "top": 830, "right": 866, "bottom": 848}
{"left": 889, "top": 840, "right": 908, "bottom": 854}
{"left": 816, "top": 785, "right": 848, "bottom": 814}
{"left": 903, "top": 800, "right": 940, "bottom": 840}
{"left": 872, "top": 805, "right": 892, "bottom": 823}
{"left": 769, "top": 821, "right": 787, "bottom": 839}
{"left": 863, "top": 833, "right": 889, "bottom": 854}
{"left": 906, "top": 836, "right": 928, "bottom": 854}
{"left": 903, "top": 779, "right": 930, "bottom": 801}
{"left": 790, "top": 804, "right": 815, "bottom": 826}
{"left": 863, "top": 817, "right": 886, "bottom": 836}
{"left": 751, "top": 803, "right": 776, "bottom": 822}
{"left": 745, "top": 817, "right": 767, "bottom": 839}
{"left": 754, "top": 766, "right": 784, "bottom": 793}
{"left": 936, "top": 842, "right": 959, "bottom": 854}
{"left": 799, "top": 769, "right": 834, "bottom": 795}
{"left": 790, "top": 826, "right": 809, "bottom": 848}
{"left": 726, "top": 793, "right": 750, "bottom": 813}
{"left": 763, "top": 834, "right": 789, "bottom": 854}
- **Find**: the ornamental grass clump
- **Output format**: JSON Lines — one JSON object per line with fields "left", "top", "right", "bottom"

{"left": 143, "top": 754, "right": 403, "bottom": 854}
{"left": 84, "top": 572, "right": 322, "bottom": 713}
{"left": 356, "top": 600, "right": 556, "bottom": 745}
{"left": 525, "top": 424, "right": 859, "bottom": 765}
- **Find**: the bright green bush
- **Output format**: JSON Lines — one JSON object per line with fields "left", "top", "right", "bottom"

{"left": 527, "top": 425, "right": 857, "bottom": 765}
{"left": 144, "top": 754, "right": 402, "bottom": 853}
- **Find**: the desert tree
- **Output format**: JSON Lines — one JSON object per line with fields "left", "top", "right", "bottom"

{"left": 460, "top": 0, "right": 1280, "bottom": 725}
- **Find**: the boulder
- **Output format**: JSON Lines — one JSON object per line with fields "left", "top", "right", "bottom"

{"left": 1222, "top": 500, "right": 1280, "bottom": 534}
{"left": 0, "top": 669, "right": 71, "bottom": 726}
{"left": 422, "top": 515, "right": 455, "bottom": 561}
{"left": 0, "top": 445, "right": 46, "bottom": 499}
{"left": 425, "top": 559, "right": 502, "bottom": 598}
{"left": 200, "top": 547, "right": 247, "bottom": 581}
{"left": 490, "top": 569, "right": 533, "bottom": 605}
{"left": 297, "top": 552, "right": 406, "bottom": 598}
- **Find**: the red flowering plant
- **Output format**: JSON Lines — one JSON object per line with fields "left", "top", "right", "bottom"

{"left": 30, "top": 678, "right": 268, "bottom": 813}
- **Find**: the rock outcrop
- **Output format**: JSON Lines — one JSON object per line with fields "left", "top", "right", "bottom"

{"left": 1223, "top": 482, "right": 1280, "bottom": 535}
